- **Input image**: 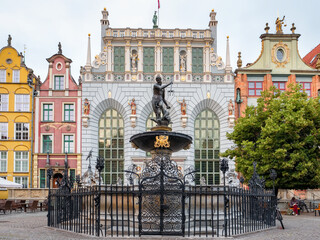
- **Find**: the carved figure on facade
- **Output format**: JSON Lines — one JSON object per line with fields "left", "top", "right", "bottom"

{"left": 83, "top": 98, "right": 90, "bottom": 115}
{"left": 228, "top": 99, "right": 234, "bottom": 116}
{"left": 177, "top": 98, "right": 187, "bottom": 115}
{"left": 152, "top": 76, "right": 173, "bottom": 125}
{"left": 275, "top": 16, "right": 286, "bottom": 34}
{"left": 92, "top": 52, "right": 107, "bottom": 68}
{"left": 180, "top": 54, "right": 186, "bottom": 72}
{"left": 128, "top": 98, "right": 136, "bottom": 115}
{"left": 210, "top": 48, "right": 225, "bottom": 70}
{"left": 131, "top": 52, "right": 138, "bottom": 71}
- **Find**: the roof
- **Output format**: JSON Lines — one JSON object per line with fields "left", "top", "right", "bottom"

{"left": 46, "top": 53, "right": 72, "bottom": 63}
{"left": 302, "top": 44, "right": 320, "bottom": 69}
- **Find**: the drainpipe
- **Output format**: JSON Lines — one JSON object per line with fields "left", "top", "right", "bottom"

{"left": 27, "top": 69, "right": 38, "bottom": 188}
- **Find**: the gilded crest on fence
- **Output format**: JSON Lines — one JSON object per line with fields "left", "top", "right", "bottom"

{"left": 154, "top": 135, "right": 170, "bottom": 148}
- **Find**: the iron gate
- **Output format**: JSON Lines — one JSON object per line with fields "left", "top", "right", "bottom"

{"left": 138, "top": 159, "right": 185, "bottom": 236}
{"left": 48, "top": 159, "right": 277, "bottom": 238}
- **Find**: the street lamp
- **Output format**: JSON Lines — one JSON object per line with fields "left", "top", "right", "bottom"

{"left": 220, "top": 157, "right": 229, "bottom": 237}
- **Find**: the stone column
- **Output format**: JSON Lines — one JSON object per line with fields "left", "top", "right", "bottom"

{"left": 186, "top": 41, "right": 192, "bottom": 82}
{"left": 155, "top": 41, "right": 161, "bottom": 73}
{"left": 125, "top": 40, "right": 131, "bottom": 72}
{"left": 137, "top": 41, "right": 143, "bottom": 81}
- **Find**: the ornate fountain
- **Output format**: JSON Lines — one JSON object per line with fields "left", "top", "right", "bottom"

{"left": 129, "top": 76, "right": 194, "bottom": 235}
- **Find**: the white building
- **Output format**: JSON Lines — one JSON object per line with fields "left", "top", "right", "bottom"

{"left": 80, "top": 8, "right": 235, "bottom": 185}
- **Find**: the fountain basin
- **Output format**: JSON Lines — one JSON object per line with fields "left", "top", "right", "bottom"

{"left": 130, "top": 131, "right": 192, "bottom": 153}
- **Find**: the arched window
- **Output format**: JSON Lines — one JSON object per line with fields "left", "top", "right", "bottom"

{"left": 98, "top": 109, "right": 124, "bottom": 184}
{"left": 194, "top": 109, "right": 220, "bottom": 185}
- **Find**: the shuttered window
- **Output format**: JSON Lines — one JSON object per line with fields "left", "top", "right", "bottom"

{"left": 192, "top": 48, "right": 203, "bottom": 73}
{"left": 143, "top": 47, "right": 155, "bottom": 73}
{"left": 114, "top": 47, "right": 125, "bottom": 72}
{"left": 162, "top": 47, "right": 174, "bottom": 73}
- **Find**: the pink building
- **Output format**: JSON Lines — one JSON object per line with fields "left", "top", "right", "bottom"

{"left": 33, "top": 44, "right": 82, "bottom": 188}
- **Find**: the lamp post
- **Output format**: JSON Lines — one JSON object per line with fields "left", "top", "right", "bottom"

{"left": 220, "top": 158, "right": 229, "bottom": 237}
{"left": 95, "top": 156, "right": 104, "bottom": 236}
{"left": 47, "top": 168, "right": 53, "bottom": 226}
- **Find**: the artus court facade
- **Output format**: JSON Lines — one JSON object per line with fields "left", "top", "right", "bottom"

{"left": 80, "top": 9, "right": 237, "bottom": 185}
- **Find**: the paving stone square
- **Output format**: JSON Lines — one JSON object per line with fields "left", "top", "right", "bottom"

{"left": 0, "top": 211, "right": 319, "bottom": 240}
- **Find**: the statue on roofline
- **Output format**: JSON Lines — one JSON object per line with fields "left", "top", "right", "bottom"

{"left": 275, "top": 16, "right": 286, "bottom": 34}
{"left": 152, "top": 11, "right": 158, "bottom": 28}
{"left": 7, "top": 35, "right": 12, "bottom": 46}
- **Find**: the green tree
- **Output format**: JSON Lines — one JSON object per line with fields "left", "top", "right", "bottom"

{"left": 222, "top": 84, "right": 320, "bottom": 190}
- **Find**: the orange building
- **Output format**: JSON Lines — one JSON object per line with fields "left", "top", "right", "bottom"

{"left": 234, "top": 21, "right": 320, "bottom": 118}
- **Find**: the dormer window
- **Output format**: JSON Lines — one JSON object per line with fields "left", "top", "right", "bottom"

{"left": 54, "top": 76, "right": 64, "bottom": 90}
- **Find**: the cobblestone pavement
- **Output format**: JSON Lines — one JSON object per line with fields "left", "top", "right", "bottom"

{"left": 0, "top": 211, "right": 319, "bottom": 240}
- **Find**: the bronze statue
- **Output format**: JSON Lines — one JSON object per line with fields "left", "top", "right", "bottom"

{"left": 152, "top": 76, "right": 173, "bottom": 125}
{"left": 152, "top": 11, "right": 158, "bottom": 28}
{"left": 7, "top": 35, "right": 12, "bottom": 46}
{"left": 58, "top": 42, "right": 62, "bottom": 54}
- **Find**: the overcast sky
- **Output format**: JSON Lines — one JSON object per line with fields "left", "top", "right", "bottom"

{"left": 0, "top": 0, "right": 319, "bottom": 82}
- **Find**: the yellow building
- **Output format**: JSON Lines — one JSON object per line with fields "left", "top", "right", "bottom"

{"left": 0, "top": 36, "right": 38, "bottom": 188}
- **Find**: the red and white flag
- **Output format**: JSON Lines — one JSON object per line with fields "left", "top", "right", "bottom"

{"left": 158, "top": 0, "right": 160, "bottom": 9}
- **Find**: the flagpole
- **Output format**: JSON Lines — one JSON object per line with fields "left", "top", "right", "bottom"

{"left": 158, "top": 7, "right": 160, "bottom": 27}
{"left": 158, "top": 0, "right": 160, "bottom": 27}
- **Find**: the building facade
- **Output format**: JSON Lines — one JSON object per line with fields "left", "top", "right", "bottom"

{"left": 0, "top": 36, "right": 38, "bottom": 188}
{"left": 33, "top": 44, "right": 82, "bottom": 188}
{"left": 303, "top": 44, "right": 320, "bottom": 70}
{"left": 80, "top": 9, "right": 235, "bottom": 185}
{"left": 235, "top": 21, "right": 320, "bottom": 118}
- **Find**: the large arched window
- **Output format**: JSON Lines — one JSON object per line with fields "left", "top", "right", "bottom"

{"left": 194, "top": 109, "right": 220, "bottom": 185}
{"left": 98, "top": 109, "right": 124, "bottom": 184}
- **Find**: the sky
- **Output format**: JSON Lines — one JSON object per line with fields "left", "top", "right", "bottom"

{"left": 0, "top": 0, "right": 319, "bottom": 82}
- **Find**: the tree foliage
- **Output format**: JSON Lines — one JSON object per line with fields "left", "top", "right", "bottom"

{"left": 222, "top": 84, "right": 320, "bottom": 189}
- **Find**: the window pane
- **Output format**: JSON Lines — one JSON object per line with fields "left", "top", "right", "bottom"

{"left": 248, "top": 82, "right": 255, "bottom": 88}
{"left": 304, "top": 83, "right": 311, "bottom": 89}
{"left": 13, "top": 70, "right": 20, "bottom": 83}
{"left": 0, "top": 94, "right": 9, "bottom": 111}
{"left": 0, "top": 70, "right": 6, "bottom": 82}
{"left": 98, "top": 109, "right": 124, "bottom": 184}
{"left": 256, "top": 82, "right": 262, "bottom": 88}
{"left": 0, "top": 123, "right": 8, "bottom": 140}
{"left": 194, "top": 109, "right": 220, "bottom": 184}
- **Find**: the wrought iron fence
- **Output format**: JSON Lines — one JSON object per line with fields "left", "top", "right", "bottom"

{"left": 48, "top": 183, "right": 276, "bottom": 237}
